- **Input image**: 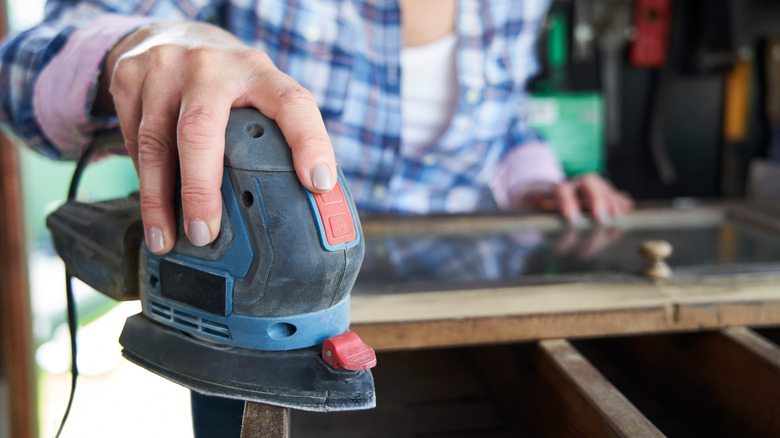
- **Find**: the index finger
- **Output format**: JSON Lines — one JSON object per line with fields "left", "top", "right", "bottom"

{"left": 555, "top": 181, "right": 583, "bottom": 224}
{"left": 576, "top": 175, "right": 610, "bottom": 224}
{"left": 245, "top": 70, "right": 337, "bottom": 193}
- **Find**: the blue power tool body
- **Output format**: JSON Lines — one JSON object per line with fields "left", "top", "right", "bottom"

{"left": 47, "top": 108, "right": 376, "bottom": 411}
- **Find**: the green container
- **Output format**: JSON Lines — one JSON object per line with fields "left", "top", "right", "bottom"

{"left": 528, "top": 93, "right": 604, "bottom": 177}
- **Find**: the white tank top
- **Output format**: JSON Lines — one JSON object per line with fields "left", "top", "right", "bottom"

{"left": 400, "top": 33, "right": 458, "bottom": 154}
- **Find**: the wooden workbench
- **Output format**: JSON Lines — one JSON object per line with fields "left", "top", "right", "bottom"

{"left": 348, "top": 203, "right": 780, "bottom": 350}
{"left": 284, "top": 202, "right": 780, "bottom": 437}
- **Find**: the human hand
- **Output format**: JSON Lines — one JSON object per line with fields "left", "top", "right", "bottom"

{"left": 517, "top": 173, "right": 633, "bottom": 224}
{"left": 95, "top": 22, "right": 336, "bottom": 254}
{"left": 554, "top": 226, "right": 625, "bottom": 260}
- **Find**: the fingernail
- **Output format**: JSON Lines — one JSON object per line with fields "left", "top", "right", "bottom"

{"left": 147, "top": 227, "right": 164, "bottom": 253}
{"left": 597, "top": 210, "right": 612, "bottom": 224}
{"left": 311, "top": 163, "right": 333, "bottom": 191}
{"left": 188, "top": 220, "right": 211, "bottom": 246}
{"left": 568, "top": 211, "right": 583, "bottom": 225}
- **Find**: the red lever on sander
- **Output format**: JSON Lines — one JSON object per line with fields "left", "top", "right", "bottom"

{"left": 323, "top": 331, "right": 377, "bottom": 371}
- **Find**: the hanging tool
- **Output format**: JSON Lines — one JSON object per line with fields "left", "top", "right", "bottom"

{"left": 573, "top": 0, "right": 595, "bottom": 63}
{"left": 632, "top": 0, "right": 676, "bottom": 185}
{"left": 746, "top": 37, "right": 780, "bottom": 200}
{"left": 46, "top": 108, "right": 376, "bottom": 412}
{"left": 721, "top": 47, "right": 753, "bottom": 197}
{"left": 546, "top": 10, "right": 569, "bottom": 92}
{"left": 765, "top": 38, "right": 780, "bottom": 162}
{"left": 630, "top": 0, "right": 673, "bottom": 69}
{"left": 591, "top": 0, "right": 633, "bottom": 149}
{"left": 647, "top": 63, "right": 677, "bottom": 186}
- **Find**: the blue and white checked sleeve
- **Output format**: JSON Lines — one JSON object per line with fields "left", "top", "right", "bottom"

{"left": 0, "top": 0, "right": 222, "bottom": 159}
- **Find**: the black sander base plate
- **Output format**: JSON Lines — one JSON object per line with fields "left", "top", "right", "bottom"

{"left": 119, "top": 313, "right": 376, "bottom": 412}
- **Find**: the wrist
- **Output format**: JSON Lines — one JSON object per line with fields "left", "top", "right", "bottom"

{"left": 93, "top": 26, "right": 156, "bottom": 115}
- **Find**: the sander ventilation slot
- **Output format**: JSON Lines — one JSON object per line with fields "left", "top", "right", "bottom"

{"left": 149, "top": 299, "right": 231, "bottom": 339}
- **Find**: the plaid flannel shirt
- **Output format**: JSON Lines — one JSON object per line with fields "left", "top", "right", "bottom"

{"left": 0, "top": 0, "right": 561, "bottom": 214}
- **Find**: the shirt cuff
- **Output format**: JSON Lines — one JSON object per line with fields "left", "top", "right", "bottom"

{"left": 491, "top": 141, "right": 565, "bottom": 210}
{"left": 33, "top": 14, "right": 161, "bottom": 155}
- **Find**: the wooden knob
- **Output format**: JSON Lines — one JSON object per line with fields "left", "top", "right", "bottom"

{"left": 639, "top": 240, "right": 673, "bottom": 279}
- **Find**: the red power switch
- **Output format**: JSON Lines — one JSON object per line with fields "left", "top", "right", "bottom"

{"left": 312, "top": 180, "right": 357, "bottom": 247}
{"left": 322, "top": 331, "right": 377, "bottom": 371}
{"left": 630, "top": 0, "right": 672, "bottom": 68}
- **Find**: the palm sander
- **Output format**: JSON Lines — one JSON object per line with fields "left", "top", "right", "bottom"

{"left": 46, "top": 108, "right": 377, "bottom": 411}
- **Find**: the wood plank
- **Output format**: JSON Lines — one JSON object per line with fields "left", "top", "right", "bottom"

{"left": 465, "top": 343, "right": 649, "bottom": 437}
{"left": 0, "top": 136, "right": 36, "bottom": 438}
{"left": 0, "top": 11, "right": 36, "bottom": 438}
{"left": 352, "top": 273, "right": 780, "bottom": 323}
{"left": 241, "top": 402, "right": 289, "bottom": 438}
{"left": 722, "top": 326, "right": 780, "bottom": 368}
{"left": 571, "top": 339, "right": 700, "bottom": 436}
{"left": 351, "top": 274, "right": 780, "bottom": 350}
{"left": 729, "top": 202, "right": 780, "bottom": 235}
{"left": 577, "top": 331, "right": 780, "bottom": 437}
{"left": 361, "top": 205, "right": 727, "bottom": 237}
{"left": 533, "top": 339, "right": 663, "bottom": 438}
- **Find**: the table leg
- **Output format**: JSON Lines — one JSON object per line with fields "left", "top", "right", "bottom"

{"left": 240, "top": 402, "right": 290, "bottom": 438}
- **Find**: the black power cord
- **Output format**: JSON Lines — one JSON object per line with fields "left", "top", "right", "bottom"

{"left": 54, "top": 273, "right": 79, "bottom": 438}
{"left": 55, "top": 130, "right": 124, "bottom": 438}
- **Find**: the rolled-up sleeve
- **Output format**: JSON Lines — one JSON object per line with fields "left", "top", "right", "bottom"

{"left": 491, "top": 102, "right": 565, "bottom": 211}
{"left": 0, "top": 0, "right": 219, "bottom": 159}
{"left": 32, "top": 14, "right": 161, "bottom": 158}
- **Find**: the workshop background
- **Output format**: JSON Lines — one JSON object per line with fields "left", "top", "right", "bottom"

{"left": 3, "top": 0, "right": 780, "bottom": 437}
{"left": 530, "top": 0, "right": 780, "bottom": 201}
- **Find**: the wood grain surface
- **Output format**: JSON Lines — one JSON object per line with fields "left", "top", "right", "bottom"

{"left": 534, "top": 339, "right": 664, "bottom": 437}
{"left": 351, "top": 272, "right": 780, "bottom": 350}
{"left": 241, "top": 402, "right": 290, "bottom": 438}
{"left": 0, "top": 7, "right": 37, "bottom": 433}
{"left": 0, "top": 133, "right": 36, "bottom": 438}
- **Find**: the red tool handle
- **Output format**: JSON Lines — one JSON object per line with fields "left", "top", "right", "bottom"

{"left": 630, "top": 0, "right": 673, "bottom": 69}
